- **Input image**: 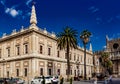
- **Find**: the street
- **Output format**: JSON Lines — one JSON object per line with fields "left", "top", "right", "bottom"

{"left": 63, "top": 78, "right": 120, "bottom": 84}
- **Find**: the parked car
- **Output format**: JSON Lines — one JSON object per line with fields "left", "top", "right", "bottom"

{"left": 31, "top": 76, "right": 51, "bottom": 84}
{"left": 44, "top": 76, "right": 52, "bottom": 84}
{"left": 31, "top": 77, "right": 42, "bottom": 84}
{"left": 0, "top": 78, "right": 4, "bottom": 84}
{"left": 0, "top": 78, "right": 11, "bottom": 84}
{"left": 50, "top": 76, "right": 59, "bottom": 83}
{"left": 8, "top": 78, "right": 25, "bottom": 84}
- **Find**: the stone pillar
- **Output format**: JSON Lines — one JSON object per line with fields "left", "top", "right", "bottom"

{"left": 32, "top": 34, "right": 37, "bottom": 54}
{"left": 21, "top": 37, "right": 23, "bottom": 55}
{"left": 44, "top": 61, "right": 47, "bottom": 76}
{"left": 118, "top": 61, "right": 120, "bottom": 76}
{"left": 32, "top": 58, "right": 36, "bottom": 77}
{"left": 21, "top": 61, "right": 23, "bottom": 77}
{"left": 36, "top": 59, "right": 39, "bottom": 76}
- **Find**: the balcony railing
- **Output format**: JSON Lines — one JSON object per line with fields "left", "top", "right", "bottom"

{"left": 111, "top": 54, "right": 120, "bottom": 60}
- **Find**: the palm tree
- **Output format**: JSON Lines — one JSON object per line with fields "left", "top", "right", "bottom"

{"left": 80, "top": 30, "right": 91, "bottom": 80}
{"left": 57, "top": 26, "right": 78, "bottom": 80}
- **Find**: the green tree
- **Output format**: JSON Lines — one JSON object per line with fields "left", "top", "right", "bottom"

{"left": 80, "top": 30, "right": 91, "bottom": 80}
{"left": 101, "top": 52, "right": 113, "bottom": 75}
{"left": 57, "top": 26, "right": 78, "bottom": 80}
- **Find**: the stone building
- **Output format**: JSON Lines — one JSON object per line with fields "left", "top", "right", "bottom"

{"left": 106, "top": 35, "right": 120, "bottom": 77}
{"left": 0, "top": 5, "right": 93, "bottom": 81}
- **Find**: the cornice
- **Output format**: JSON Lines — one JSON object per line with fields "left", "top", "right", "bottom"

{"left": 0, "top": 53, "right": 93, "bottom": 67}
{"left": 0, "top": 27, "right": 57, "bottom": 43}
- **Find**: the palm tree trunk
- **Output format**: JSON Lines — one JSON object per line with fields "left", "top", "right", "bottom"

{"left": 84, "top": 43, "right": 87, "bottom": 80}
{"left": 67, "top": 44, "right": 70, "bottom": 81}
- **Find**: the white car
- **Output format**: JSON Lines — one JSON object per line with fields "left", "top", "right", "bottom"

{"left": 31, "top": 77, "right": 42, "bottom": 84}
{"left": 50, "top": 76, "right": 59, "bottom": 83}
{"left": 31, "top": 76, "right": 51, "bottom": 84}
{"left": 44, "top": 76, "right": 52, "bottom": 84}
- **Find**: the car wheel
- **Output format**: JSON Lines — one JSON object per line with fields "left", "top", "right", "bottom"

{"left": 51, "top": 80, "right": 53, "bottom": 84}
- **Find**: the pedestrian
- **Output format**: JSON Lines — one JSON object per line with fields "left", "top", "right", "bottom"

{"left": 4, "top": 78, "right": 8, "bottom": 84}
{"left": 60, "top": 75, "right": 64, "bottom": 84}
{"left": 42, "top": 76, "right": 45, "bottom": 84}
{"left": 93, "top": 76, "right": 97, "bottom": 84}
{"left": 104, "top": 77, "right": 108, "bottom": 84}
{"left": 108, "top": 75, "right": 112, "bottom": 84}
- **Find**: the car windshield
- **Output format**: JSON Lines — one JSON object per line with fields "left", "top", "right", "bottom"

{"left": 34, "top": 77, "right": 42, "bottom": 79}
{"left": 45, "top": 77, "right": 50, "bottom": 79}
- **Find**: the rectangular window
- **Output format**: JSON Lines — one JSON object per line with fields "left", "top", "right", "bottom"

{"left": 17, "top": 46, "right": 20, "bottom": 55}
{"left": 24, "top": 68, "right": 27, "bottom": 77}
{"left": 57, "top": 51, "right": 60, "bottom": 57}
{"left": 74, "top": 70, "right": 76, "bottom": 76}
{"left": 0, "top": 49, "right": 1, "bottom": 58}
{"left": 40, "top": 45, "right": 43, "bottom": 54}
{"left": 48, "top": 69, "right": 51, "bottom": 75}
{"left": 16, "top": 69, "right": 19, "bottom": 76}
{"left": 7, "top": 48, "right": 10, "bottom": 57}
{"left": 71, "top": 70, "right": 72, "bottom": 75}
{"left": 70, "top": 53, "right": 71, "bottom": 60}
{"left": 25, "top": 44, "right": 28, "bottom": 54}
{"left": 66, "top": 69, "right": 68, "bottom": 75}
{"left": 7, "top": 71, "right": 9, "bottom": 78}
{"left": 57, "top": 69, "right": 60, "bottom": 75}
{"left": 74, "top": 54, "right": 76, "bottom": 61}
{"left": 48, "top": 48, "right": 51, "bottom": 56}
{"left": 40, "top": 68, "right": 43, "bottom": 75}
{"left": 65, "top": 53, "right": 67, "bottom": 59}
{"left": 77, "top": 55, "right": 79, "bottom": 61}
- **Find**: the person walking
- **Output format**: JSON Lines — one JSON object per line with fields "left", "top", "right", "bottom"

{"left": 60, "top": 75, "right": 64, "bottom": 84}
{"left": 93, "top": 76, "right": 97, "bottom": 84}
{"left": 108, "top": 75, "right": 112, "bottom": 84}
{"left": 104, "top": 77, "right": 108, "bottom": 84}
{"left": 4, "top": 78, "right": 8, "bottom": 84}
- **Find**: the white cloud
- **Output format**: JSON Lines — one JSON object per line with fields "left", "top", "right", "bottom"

{"left": 10, "top": 9, "right": 19, "bottom": 17}
{"left": 27, "top": 12, "right": 31, "bottom": 16}
{"left": 88, "top": 6, "right": 99, "bottom": 14}
{"left": 5, "top": 8, "right": 22, "bottom": 17}
{"left": 103, "top": 46, "right": 106, "bottom": 49}
{"left": 21, "top": 12, "right": 30, "bottom": 19}
{"left": 5, "top": 8, "right": 10, "bottom": 13}
{"left": 26, "top": 0, "right": 32, "bottom": 7}
{"left": 0, "top": 0, "right": 6, "bottom": 7}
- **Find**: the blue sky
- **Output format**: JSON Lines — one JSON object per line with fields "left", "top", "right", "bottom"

{"left": 0, "top": 0, "right": 120, "bottom": 51}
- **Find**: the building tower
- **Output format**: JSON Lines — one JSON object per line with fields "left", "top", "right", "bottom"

{"left": 29, "top": 5, "right": 38, "bottom": 30}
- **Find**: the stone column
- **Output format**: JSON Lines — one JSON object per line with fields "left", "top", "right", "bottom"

{"left": 32, "top": 34, "right": 37, "bottom": 54}
{"left": 32, "top": 58, "right": 36, "bottom": 77}
{"left": 118, "top": 61, "right": 120, "bottom": 76}
{"left": 44, "top": 61, "right": 47, "bottom": 76}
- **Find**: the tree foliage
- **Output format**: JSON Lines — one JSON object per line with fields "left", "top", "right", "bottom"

{"left": 101, "top": 52, "right": 113, "bottom": 75}
{"left": 57, "top": 26, "right": 78, "bottom": 80}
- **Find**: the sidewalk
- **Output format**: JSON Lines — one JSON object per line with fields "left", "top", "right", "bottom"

{"left": 63, "top": 80, "right": 104, "bottom": 84}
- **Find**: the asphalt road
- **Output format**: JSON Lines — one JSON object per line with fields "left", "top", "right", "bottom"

{"left": 107, "top": 78, "right": 120, "bottom": 84}
{"left": 64, "top": 78, "right": 120, "bottom": 84}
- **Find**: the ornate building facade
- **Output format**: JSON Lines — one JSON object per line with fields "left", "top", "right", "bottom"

{"left": 0, "top": 5, "right": 93, "bottom": 81}
{"left": 106, "top": 36, "right": 120, "bottom": 77}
